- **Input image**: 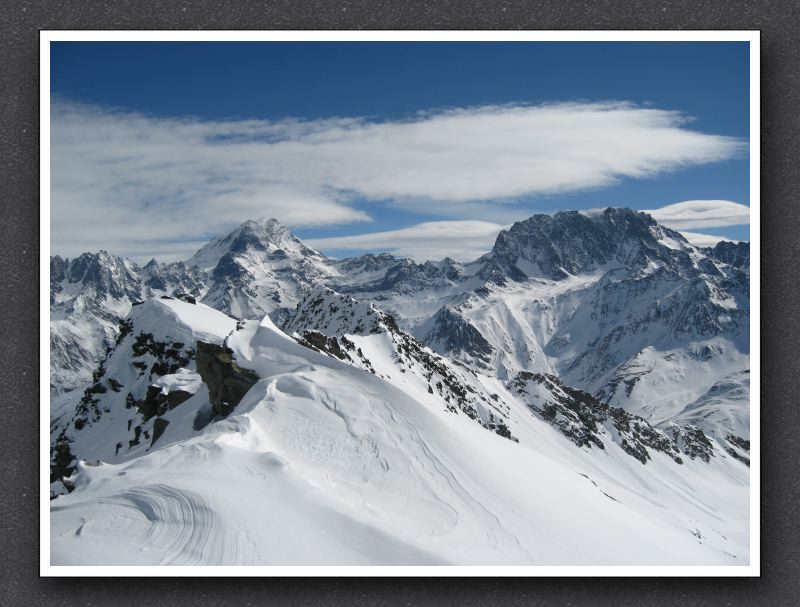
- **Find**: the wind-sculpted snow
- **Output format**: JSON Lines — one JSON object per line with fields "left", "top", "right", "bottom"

{"left": 52, "top": 478, "right": 250, "bottom": 566}
{"left": 49, "top": 298, "right": 238, "bottom": 491}
{"left": 52, "top": 308, "right": 750, "bottom": 565}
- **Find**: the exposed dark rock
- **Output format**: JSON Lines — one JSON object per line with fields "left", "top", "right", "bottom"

{"left": 115, "top": 318, "right": 134, "bottom": 346}
{"left": 135, "top": 385, "right": 193, "bottom": 421}
{"left": 130, "top": 331, "right": 193, "bottom": 379}
{"left": 296, "top": 331, "right": 352, "bottom": 362}
{"left": 724, "top": 433, "right": 751, "bottom": 466}
{"left": 709, "top": 241, "right": 750, "bottom": 270}
{"left": 478, "top": 208, "right": 698, "bottom": 283}
{"left": 671, "top": 425, "right": 715, "bottom": 463}
{"left": 151, "top": 418, "right": 170, "bottom": 447}
{"left": 129, "top": 425, "right": 142, "bottom": 448}
{"left": 50, "top": 439, "right": 75, "bottom": 484}
{"left": 727, "top": 434, "right": 750, "bottom": 452}
{"left": 511, "top": 372, "right": 709, "bottom": 465}
{"left": 423, "top": 306, "right": 494, "bottom": 365}
{"left": 196, "top": 341, "right": 259, "bottom": 417}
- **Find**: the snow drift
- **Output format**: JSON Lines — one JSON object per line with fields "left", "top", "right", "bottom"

{"left": 50, "top": 298, "right": 749, "bottom": 566}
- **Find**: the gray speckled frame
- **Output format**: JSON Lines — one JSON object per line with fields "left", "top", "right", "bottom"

{"left": 2, "top": 2, "right": 795, "bottom": 604}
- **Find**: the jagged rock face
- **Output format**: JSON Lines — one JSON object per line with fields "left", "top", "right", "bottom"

{"left": 332, "top": 255, "right": 465, "bottom": 296}
{"left": 709, "top": 241, "right": 750, "bottom": 271}
{"left": 50, "top": 439, "right": 75, "bottom": 486}
{"left": 510, "top": 372, "right": 716, "bottom": 465}
{"left": 333, "top": 252, "right": 401, "bottom": 276}
{"left": 49, "top": 299, "right": 236, "bottom": 492}
{"left": 561, "top": 268, "right": 750, "bottom": 397}
{"left": 135, "top": 385, "right": 193, "bottom": 422}
{"left": 367, "top": 257, "right": 465, "bottom": 294}
{"left": 420, "top": 306, "right": 494, "bottom": 368}
{"left": 477, "top": 208, "right": 697, "bottom": 281}
{"left": 417, "top": 210, "right": 749, "bottom": 432}
{"left": 195, "top": 341, "right": 259, "bottom": 417}
{"left": 188, "top": 218, "right": 320, "bottom": 270}
{"left": 669, "top": 424, "right": 715, "bottom": 464}
{"left": 281, "top": 286, "right": 386, "bottom": 337}
{"left": 723, "top": 434, "right": 750, "bottom": 466}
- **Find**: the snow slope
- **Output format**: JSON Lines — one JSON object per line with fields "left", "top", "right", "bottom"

{"left": 51, "top": 301, "right": 749, "bottom": 566}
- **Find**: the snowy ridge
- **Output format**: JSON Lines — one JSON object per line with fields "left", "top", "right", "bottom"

{"left": 50, "top": 252, "right": 205, "bottom": 393}
{"left": 281, "top": 286, "right": 516, "bottom": 439}
{"left": 50, "top": 298, "right": 237, "bottom": 493}
{"left": 282, "top": 285, "right": 388, "bottom": 337}
{"left": 51, "top": 301, "right": 749, "bottom": 565}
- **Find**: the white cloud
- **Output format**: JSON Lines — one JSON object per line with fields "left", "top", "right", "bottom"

{"left": 51, "top": 101, "right": 744, "bottom": 261}
{"left": 678, "top": 231, "right": 741, "bottom": 248}
{"left": 645, "top": 200, "right": 750, "bottom": 230}
{"left": 307, "top": 221, "right": 507, "bottom": 262}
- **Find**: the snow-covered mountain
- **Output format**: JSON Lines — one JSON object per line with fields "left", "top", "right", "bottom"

{"left": 51, "top": 209, "right": 750, "bottom": 439}
{"left": 50, "top": 294, "right": 749, "bottom": 565}
{"left": 50, "top": 252, "right": 205, "bottom": 393}
{"left": 187, "top": 217, "right": 334, "bottom": 319}
{"left": 416, "top": 209, "right": 750, "bottom": 447}
{"left": 49, "top": 208, "right": 750, "bottom": 565}
{"left": 49, "top": 218, "right": 330, "bottom": 394}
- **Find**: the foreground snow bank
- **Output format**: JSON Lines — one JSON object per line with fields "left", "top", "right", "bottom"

{"left": 51, "top": 312, "right": 748, "bottom": 566}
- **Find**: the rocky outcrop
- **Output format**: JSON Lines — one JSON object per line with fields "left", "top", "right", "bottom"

{"left": 421, "top": 306, "right": 494, "bottom": 367}
{"left": 510, "top": 372, "right": 718, "bottom": 465}
{"left": 151, "top": 418, "right": 170, "bottom": 447}
{"left": 709, "top": 241, "right": 750, "bottom": 271}
{"left": 195, "top": 341, "right": 259, "bottom": 417}
{"left": 133, "top": 385, "right": 193, "bottom": 421}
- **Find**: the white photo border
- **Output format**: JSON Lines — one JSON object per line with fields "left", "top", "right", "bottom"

{"left": 40, "top": 29, "right": 760, "bottom": 577}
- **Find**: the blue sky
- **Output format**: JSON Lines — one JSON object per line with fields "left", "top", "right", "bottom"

{"left": 50, "top": 41, "right": 751, "bottom": 261}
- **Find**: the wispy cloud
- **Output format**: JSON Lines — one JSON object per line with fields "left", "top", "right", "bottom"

{"left": 307, "top": 221, "right": 507, "bottom": 262}
{"left": 678, "top": 231, "right": 741, "bottom": 248}
{"left": 51, "top": 101, "right": 744, "bottom": 261}
{"left": 645, "top": 200, "right": 750, "bottom": 230}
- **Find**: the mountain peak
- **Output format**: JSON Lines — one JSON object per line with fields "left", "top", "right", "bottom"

{"left": 480, "top": 206, "right": 691, "bottom": 281}
{"left": 186, "top": 217, "right": 323, "bottom": 272}
{"left": 252, "top": 216, "right": 287, "bottom": 227}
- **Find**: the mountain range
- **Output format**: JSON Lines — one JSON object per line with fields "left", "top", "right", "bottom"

{"left": 49, "top": 208, "right": 751, "bottom": 565}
